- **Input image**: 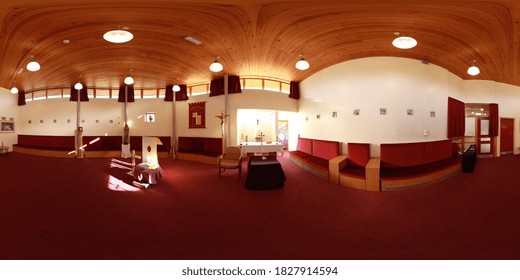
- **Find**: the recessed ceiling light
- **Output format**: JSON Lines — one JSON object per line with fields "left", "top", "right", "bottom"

{"left": 184, "top": 36, "right": 202, "bottom": 45}
{"left": 63, "top": 39, "right": 70, "bottom": 44}
{"left": 104, "top": 27, "right": 133, "bottom": 43}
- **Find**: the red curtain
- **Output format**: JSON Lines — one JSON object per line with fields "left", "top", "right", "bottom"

{"left": 165, "top": 85, "right": 188, "bottom": 101}
{"left": 164, "top": 85, "right": 174, "bottom": 101}
{"left": 289, "top": 81, "right": 300, "bottom": 100}
{"left": 118, "top": 85, "right": 135, "bottom": 102}
{"left": 489, "top": 103, "right": 499, "bottom": 136}
{"left": 447, "top": 97, "right": 465, "bottom": 138}
{"left": 175, "top": 85, "right": 189, "bottom": 101}
{"left": 209, "top": 77, "right": 225, "bottom": 97}
{"left": 228, "top": 75, "right": 242, "bottom": 94}
{"left": 69, "top": 86, "right": 89, "bottom": 101}
{"left": 18, "top": 91, "right": 26, "bottom": 106}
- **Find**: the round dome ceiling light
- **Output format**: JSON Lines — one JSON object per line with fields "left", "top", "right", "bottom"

{"left": 103, "top": 27, "right": 133, "bottom": 43}
{"left": 26, "top": 55, "right": 41, "bottom": 72}
{"left": 209, "top": 56, "right": 223, "bottom": 72}
{"left": 467, "top": 61, "right": 480, "bottom": 76}
{"left": 295, "top": 54, "right": 310, "bottom": 71}
{"left": 392, "top": 32, "right": 417, "bottom": 49}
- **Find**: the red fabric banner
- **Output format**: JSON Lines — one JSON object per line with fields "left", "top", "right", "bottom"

{"left": 189, "top": 102, "right": 206, "bottom": 128}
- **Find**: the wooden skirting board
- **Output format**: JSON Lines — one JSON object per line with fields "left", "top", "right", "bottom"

{"left": 381, "top": 163, "right": 461, "bottom": 191}
{"left": 176, "top": 152, "right": 219, "bottom": 166}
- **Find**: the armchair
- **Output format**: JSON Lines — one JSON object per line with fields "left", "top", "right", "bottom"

{"left": 218, "top": 146, "right": 242, "bottom": 179}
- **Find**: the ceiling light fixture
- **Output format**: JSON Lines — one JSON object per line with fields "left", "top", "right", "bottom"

{"left": 103, "top": 26, "right": 133, "bottom": 43}
{"left": 392, "top": 32, "right": 417, "bottom": 49}
{"left": 467, "top": 60, "right": 480, "bottom": 76}
{"left": 172, "top": 84, "right": 181, "bottom": 92}
{"left": 210, "top": 56, "right": 223, "bottom": 72}
{"left": 10, "top": 86, "right": 19, "bottom": 94}
{"left": 74, "top": 82, "right": 83, "bottom": 90}
{"left": 124, "top": 75, "right": 134, "bottom": 85}
{"left": 26, "top": 55, "right": 41, "bottom": 72}
{"left": 295, "top": 54, "right": 310, "bottom": 70}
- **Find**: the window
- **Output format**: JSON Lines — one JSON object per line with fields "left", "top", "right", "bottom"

{"left": 243, "top": 78, "right": 263, "bottom": 90}
{"left": 47, "top": 88, "right": 63, "bottom": 99}
{"left": 264, "top": 80, "right": 281, "bottom": 92}
{"left": 191, "top": 84, "right": 208, "bottom": 96}
{"left": 95, "top": 89, "right": 110, "bottom": 99}
{"left": 142, "top": 89, "right": 157, "bottom": 99}
{"left": 33, "top": 90, "right": 46, "bottom": 100}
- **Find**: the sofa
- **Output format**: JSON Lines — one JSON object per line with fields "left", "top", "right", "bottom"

{"left": 380, "top": 139, "right": 461, "bottom": 190}
{"left": 289, "top": 137, "right": 342, "bottom": 181}
{"left": 331, "top": 143, "right": 381, "bottom": 191}
{"left": 176, "top": 136, "right": 222, "bottom": 165}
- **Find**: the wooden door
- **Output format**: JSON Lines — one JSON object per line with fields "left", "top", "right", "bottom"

{"left": 500, "top": 118, "right": 514, "bottom": 155}
{"left": 477, "top": 117, "right": 493, "bottom": 157}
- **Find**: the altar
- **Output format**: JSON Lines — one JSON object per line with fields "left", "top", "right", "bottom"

{"left": 240, "top": 142, "right": 284, "bottom": 156}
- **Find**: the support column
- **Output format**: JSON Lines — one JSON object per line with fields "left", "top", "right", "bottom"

{"left": 172, "top": 89, "right": 177, "bottom": 159}
{"left": 121, "top": 86, "right": 131, "bottom": 158}
{"left": 76, "top": 90, "right": 84, "bottom": 158}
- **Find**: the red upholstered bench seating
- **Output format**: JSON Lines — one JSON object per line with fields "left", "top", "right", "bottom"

{"left": 13, "top": 134, "right": 171, "bottom": 158}
{"left": 332, "top": 143, "right": 380, "bottom": 191}
{"left": 176, "top": 136, "right": 222, "bottom": 165}
{"left": 380, "top": 139, "right": 461, "bottom": 190}
{"left": 15, "top": 135, "right": 75, "bottom": 151}
{"left": 289, "top": 137, "right": 342, "bottom": 181}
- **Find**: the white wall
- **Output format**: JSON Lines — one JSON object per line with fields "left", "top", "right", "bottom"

{"left": 18, "top": 97, "right": 172, "bottom": 138}
{"left": 299, "top": 57, "right": 465, "bottom": 156}
{"left": 5, "top": 56, "right": 520, "bottom": 156}
{"left": 0, "top": 88, "right": 19, "bottom": 148}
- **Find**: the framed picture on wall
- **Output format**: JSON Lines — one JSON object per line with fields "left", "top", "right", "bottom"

{"left": 0, "top": 121, "right": 15, "bottom": 132}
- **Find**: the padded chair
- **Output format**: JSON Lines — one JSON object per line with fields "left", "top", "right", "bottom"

{"left": 218, "top": 146, "right": 242, "bottom": 179}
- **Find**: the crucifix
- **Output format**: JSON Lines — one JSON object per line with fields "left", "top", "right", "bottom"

{"left": 216, "top": 110, "right": 230, "bottom": 152}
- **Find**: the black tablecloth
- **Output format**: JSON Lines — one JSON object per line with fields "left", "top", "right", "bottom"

{"left": 245, "top": 156, "right": 286, "bottom": 190}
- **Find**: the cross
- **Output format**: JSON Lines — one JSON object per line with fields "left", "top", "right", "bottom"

{"left": 216, "top": 110, "right": 230, "bottom": 152}
{"left": 192, "top": 112, "right": 202, "bottom": 126}
{"left": 215, "top": 110, "right": 230, "bottom": 126}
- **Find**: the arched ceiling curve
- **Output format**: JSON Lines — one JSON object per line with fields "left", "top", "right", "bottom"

{"left": 0, "top": 0, "right": 519, "bottom": 91}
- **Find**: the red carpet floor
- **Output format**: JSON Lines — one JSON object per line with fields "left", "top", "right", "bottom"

{"left": 0, "top": 152, "right": 519, "bottom": 260}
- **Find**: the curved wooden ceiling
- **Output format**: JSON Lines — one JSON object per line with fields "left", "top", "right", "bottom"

{"left": 0, "top": 0, "right": 519, "bottom": 91}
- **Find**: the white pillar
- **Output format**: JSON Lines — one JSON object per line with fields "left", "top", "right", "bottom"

{"left": 76, "top": 90, "right": 84, "bottom": 158}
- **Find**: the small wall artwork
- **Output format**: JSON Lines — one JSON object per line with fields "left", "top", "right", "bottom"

{"left": 407, "top": 109, "right": 414, "bottom": 116}
{"left": 332, "top": 111, "right": 338, "bottom": 118}
{"left": 145, "top": 112, "right": 156, "bottom": 123}
{"left": 380, "top": 108, "right": 387, "bottom": 115}
{"left": 430, "top": 111, "right": 436, "bottom": 117}
{"left": 0, "top": 121, "right": 14, "bottom": 132}
{"left": 353, "top": 109, "right": 360, "bottom": 116}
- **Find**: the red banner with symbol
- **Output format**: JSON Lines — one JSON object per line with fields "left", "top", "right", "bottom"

{"left": 188, "top": 102, "right": 206, "bottom": 128}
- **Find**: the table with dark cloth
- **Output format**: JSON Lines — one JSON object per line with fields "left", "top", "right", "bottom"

{"left": 245, "top": 156, "right": 286, "bottom": 190}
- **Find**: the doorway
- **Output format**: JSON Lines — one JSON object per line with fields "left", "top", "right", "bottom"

{"left": 465, "top": 103, "right": 495, "bottom": 157}
{"left": 500, "top": 118, "right": 514, "bottom": 155}
{"left": 277, "top": 120, "right": 288, "bottom": 150}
